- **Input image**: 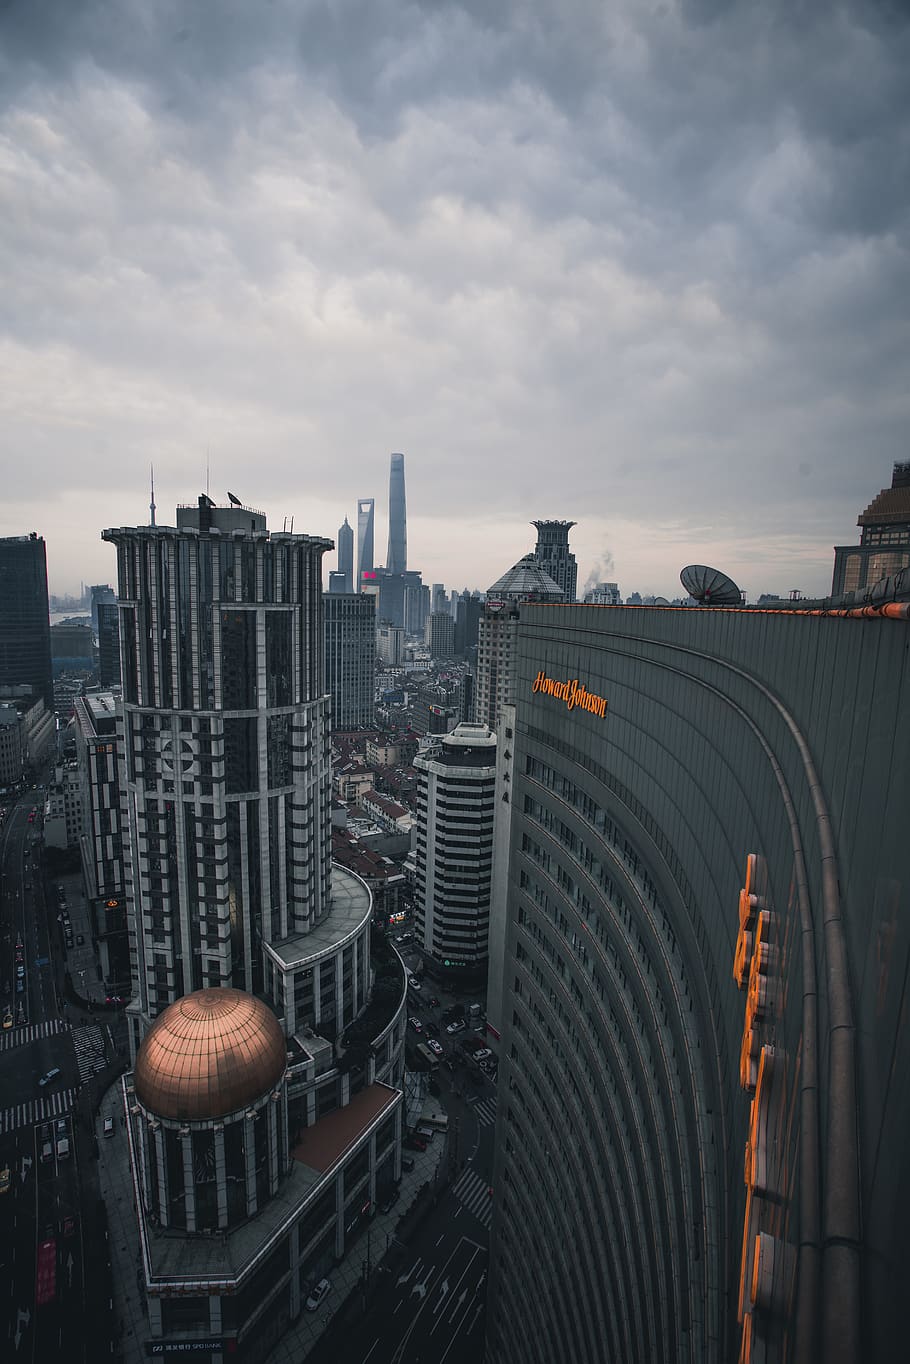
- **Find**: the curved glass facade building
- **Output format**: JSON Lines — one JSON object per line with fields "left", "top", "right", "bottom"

{"left": 487, "top": 601, "right": 909, "bottom": 1364}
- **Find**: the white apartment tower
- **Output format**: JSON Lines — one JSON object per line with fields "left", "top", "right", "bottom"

{"left": 414, "top": 722, "right": 497, "bottom": 988}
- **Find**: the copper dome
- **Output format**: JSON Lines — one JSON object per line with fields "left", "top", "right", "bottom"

{"left": 134, "top": 989, "right": 287, "bottom": 1121}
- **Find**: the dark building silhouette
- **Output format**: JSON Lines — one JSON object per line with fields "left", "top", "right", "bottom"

{"left": 454, "top": 593, "right": 482, "bottom": 659}
{"left": 337, "top": 515, "right": 354, "bottom": 592}
{"left": 96, "top": 600, "right": 121, "bottom": 686}
{"left": 832, "top": 461, "right": 910, "bottom": 596}
{"left": 532, "top": 519, "right": 577, "bottom": 602}
{"left": 386, "top": 452, "right": 407, "bottom": 574}
{"left": 0, "top": 533, "right": 53, "bottom": 708}
{"left": 486, "top": 598, "right": 910, "bottom": 1364}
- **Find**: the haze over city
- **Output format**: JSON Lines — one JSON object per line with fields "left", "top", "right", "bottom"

{"left": 2, "top": 1, "right": 908, "bottom": 599}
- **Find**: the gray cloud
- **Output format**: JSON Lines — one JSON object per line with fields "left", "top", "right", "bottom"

{"left": 0, "top": 0, "right": 907, "bottom": 598}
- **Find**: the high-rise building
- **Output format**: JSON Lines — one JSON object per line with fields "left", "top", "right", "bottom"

{"left": 832, "top": 461, "right": 910, "bottom": 596}
{"left": 386, "top": 452, "right": 407, "bottom": 574}
{"left": 357, "top": 498, "right": 375, "bottom": 588}
{"left": 486, "top": 596, "right": 910, "bottom": 1364}
{"left": 328, "top": 570, "right": 347, "bottom": 593}
{"left": 473, "top": 554, "right": 562, "bottom": 733}
{"left": 103, "top": 496, "right": 408, "bottom": 1361}
{"left": 96, "top": 600, "right": 121, "bottom": 687}
{"left": 431, "top": 583, "right": 447, "bottom": 614}
{"left": 102, "top": 495, "right": 335, "bottom": 1029}
{"left": 405, "top": 581, "right": 429, "bottom": 636}
{"left": 337, "top": 514, "right": 354, "bottom": 593}
{"left": 532, "top": 519, "right": 577, "bottom": 601}
{"left": 90, "top": 582, "right": 117, "bottom": 630}
{"left": 73, "top": 692, "right": 128, "bottom": 989}
{"left": 414, "top": 722, "right": 496, "bottom": 987}
{"left": 584, "top": 581, "right": 621, "bottom": 605}
{"left": 377, "top": 622, "right": 406, "bottom": 668}
{"left": 324, "top": 591, "right": 376, "bottom": 728}
{"left": 424, "top": 611, "right": 455, "bottom": 658}
{"left": 454, "top": 593, "right": 482, "bottom": 659}
{"left": 0, "top": 533, "right": 53, "bottom": 709}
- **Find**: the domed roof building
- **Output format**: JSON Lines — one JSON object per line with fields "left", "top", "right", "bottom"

{"left": 131, "top": 989, "right": 290, "bottom": 1236}
{"left": 134, "top": 989, "right": 287, "bottom": 1122}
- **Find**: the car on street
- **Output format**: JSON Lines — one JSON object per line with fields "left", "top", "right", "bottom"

{"left": 0, "top": 1166, "right": 10, "bottom": 1195}
{"left": 407, "top": 976, "right": 421, "bottom": 991}
{"left": 404, "top": 1134, "right": 427, "bottom": 1152}
{"left": 56, "top": 1136, "right": 70, "bottom": 1160}
{"left": 426, "top": 1038, "right": 443, "bottom": 1056}
{"left": 62, "top": 1216, "right": 75, "bottom": 1237}
{"left": 446, "top": 1019, "right": 466, "bottom": 1035}
{"left": 472, "top": 1048, "right": 494, "bottom": 1064}
{"left": 39, "top": 1067, "right": 61, "bottom": 1087}
{"left": 16, "top": 964, "right": 25, "bottom": 979}
{"left": 2, "top": 1010, "right": 12, "bottom": 1030}
{"left": 408, "top": 1017, "right": 423, "bottom": 1034}
{"left": 103, "top": 1115, "right": 115, "bottom": 1137}
{"left": 76, "top": 934, "right": 85, "bottom": 945}
{"left": 400, "top": 1156, "right": 415, "bottom": 1172}
{"left": 415, "top": 1126, "right": 435, "bottom": 1143}
{"left": 305, "top": 1279, "right": 331, "bottom": 1312}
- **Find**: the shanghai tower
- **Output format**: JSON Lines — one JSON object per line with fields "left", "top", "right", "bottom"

{"left": 386, "top": 452, "right": 407, "bottom": 574}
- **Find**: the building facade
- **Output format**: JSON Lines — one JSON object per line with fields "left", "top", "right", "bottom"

{"left": 73, "top": 692, "right": 128, "bottom": 989}
{"left": 486, "top": 599, "right": 910, "bottom": 1364}
{"left": 0, "top": 533, "right": 54, "bottom": 709}
{"left": 103, "top": 497, "right": 409, "bottom": 1361}
{"left": 414, "top": 723, "right": 496, "bottom": 988}
{"left": 357, "top": 498, "right": 375, "bottom": 588}
{"left": 424, "top": 611, "right": 455, "bottom": 658}
{"left": 386, "top": 453, "right": 407, "bottom": 574}
{"left": 324, "top": 592, "right": 376, "bottom": 729}
{"left": 103, "top": 498, "right": 335, "bottom": 1031}
{"left": 473, "top": 554, "right": 563, "bottom": 733}
{"left": 832, "top": 461, "right": 910, "bottom": 596}
{"left": 532, "top": 519, "right": 577, "bottom": 602}
{"left": 337, "top": 515, "right": 354, "bottom": 593}
{"left": 97, "top": 600, "right": 121, "bottom": 687}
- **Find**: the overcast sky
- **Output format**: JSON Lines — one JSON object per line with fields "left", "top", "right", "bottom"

{"left": 1, "top": 0, "right": 907, "bottom": 601}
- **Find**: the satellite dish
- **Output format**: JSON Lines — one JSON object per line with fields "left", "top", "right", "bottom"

{"left": 680, "top": 564, "right": 743, "bottom": 606}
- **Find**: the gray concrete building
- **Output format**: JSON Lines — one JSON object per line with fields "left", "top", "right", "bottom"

{"left": 324, "top": 591, "right": 376, "bottom": 729}
{"left": 0, "top": 532, "right": 53, "bottom": 709}
{"left": 532, "top": 519, "right": 577, "bottom": 602}
{"left": 832, "top": 461, "right": 910, "bottom": 596}
{"left": 486, "top": 597, "right": 910, "bottom": 1364}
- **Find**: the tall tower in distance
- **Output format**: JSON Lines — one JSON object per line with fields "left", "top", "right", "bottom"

{"left": 0, "top": 533, "right": 54, "bottom": 710}
{"left": 357, "top": 497, "right": 375, "bottom": 589}
{"left": 337, "top": 514, "right": 354, "bottom": 592}
{"left": 386, "top": 452, "right": 407, "bottom": 574}
{"left": 532, "top": 519, "right": 577, "bottom": 602}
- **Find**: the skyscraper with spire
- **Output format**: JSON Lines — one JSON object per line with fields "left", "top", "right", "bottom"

{"left": 386, "top": 452, "right": 407, "bottom": 574}
{"left": 357, "top": 498, "right": 375, "bottom": 590}
{"left": 337, "top": 514, "right": 354, "bottom": 592}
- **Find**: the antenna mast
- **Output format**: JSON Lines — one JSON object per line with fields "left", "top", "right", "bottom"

{"left": 150, "top": 465, "right": 157, "bottom": 526}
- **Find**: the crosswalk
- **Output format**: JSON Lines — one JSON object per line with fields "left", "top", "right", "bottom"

{"left": 453, "top": 1167, "right": 494, "bottom": 1228}
{"left": 72, "top": 1024, "right": 107, "bottom": 1083}
{"left": 469, "top": 1096, "right": 497, "bottom": 1128}
{"left": 0, "top": 1018, "right": 70, "bottom": 1053}
{"left": 0, "top": 1086, "right": 78, "bottom": 1135}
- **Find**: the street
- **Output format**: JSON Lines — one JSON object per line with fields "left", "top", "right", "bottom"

{"left": 0, "top": 787, "right": 119, "bottom": 1363}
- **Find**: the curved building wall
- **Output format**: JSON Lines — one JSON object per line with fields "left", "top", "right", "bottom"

{"left": 487, "top": 603, "right": 909, "bottom": 1364}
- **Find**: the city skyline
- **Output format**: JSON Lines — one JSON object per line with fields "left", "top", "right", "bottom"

{"left": 2, "top": 4, "right": 907, "bottom": 602}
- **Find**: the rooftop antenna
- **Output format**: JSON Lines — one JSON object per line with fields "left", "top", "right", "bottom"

{"left": 206, "top": 447, "right": 210, "bottom": 499}
{"left": 150, "top": 465, "right": 157, "bottom": 526}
